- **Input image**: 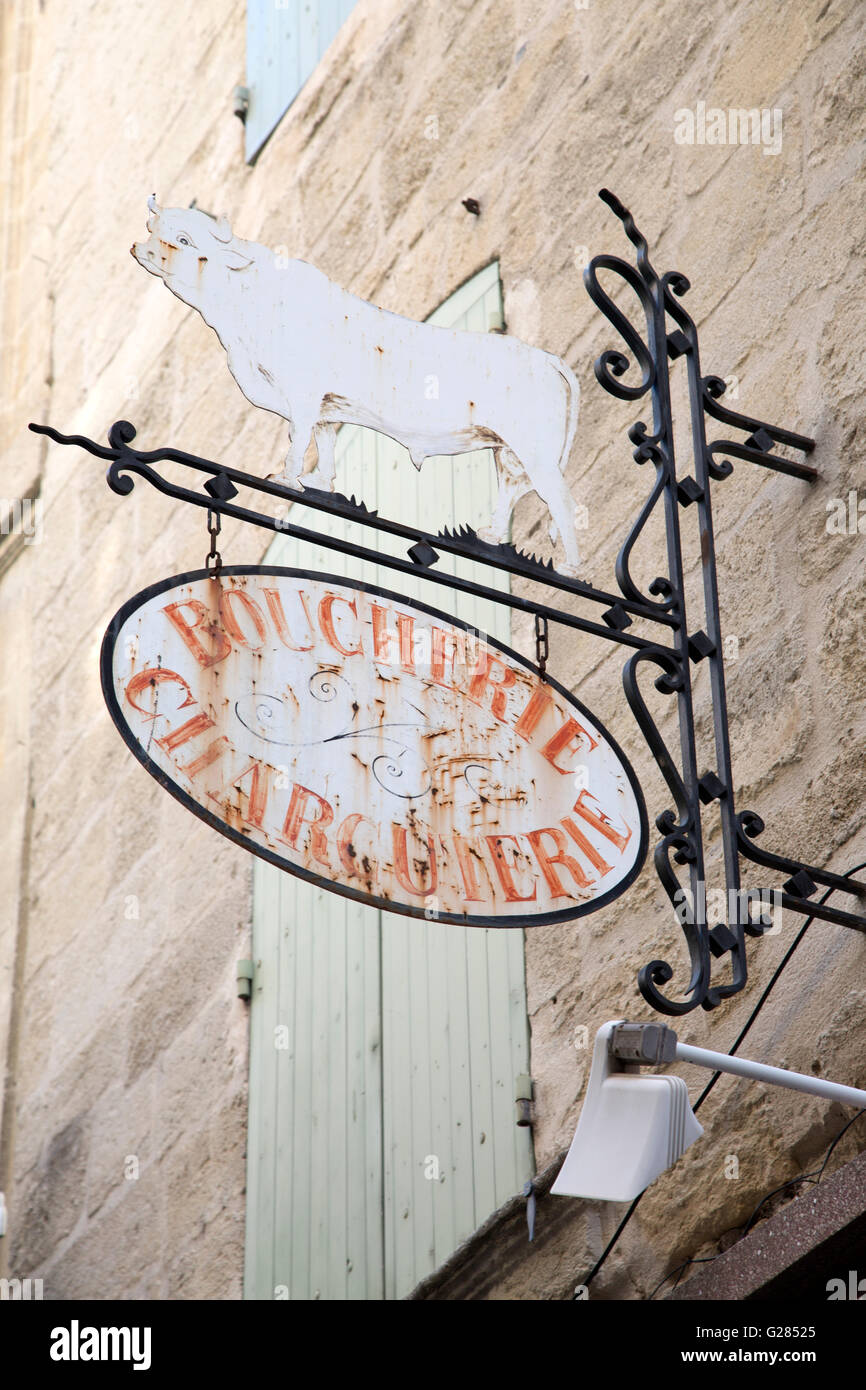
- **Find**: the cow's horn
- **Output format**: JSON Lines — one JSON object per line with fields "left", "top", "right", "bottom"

{"left": 212, "top": 213, "right": 233, "bottom": 243}
{"left": 147, "top": 193, "right": 161, "bottom": 214}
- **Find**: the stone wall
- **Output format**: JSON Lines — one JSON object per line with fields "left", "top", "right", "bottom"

{"left": 1, "top": 0, "right": 864, "bottom": 1298}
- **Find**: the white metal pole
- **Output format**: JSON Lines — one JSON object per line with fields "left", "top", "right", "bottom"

{"left": 675, "top": 1042, "right": 866, "bottom": 1109}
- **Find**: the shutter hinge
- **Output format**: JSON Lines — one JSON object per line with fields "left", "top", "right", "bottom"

{"left": 515, "top": 1073, "right": 534, "bottom": 1127}
{"left": 236, "top": 959, "right": 255, "bottom": 999}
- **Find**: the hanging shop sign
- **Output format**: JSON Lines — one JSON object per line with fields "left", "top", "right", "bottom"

{"left": 37, "top": 187, "right": 866, "bottom": 1012}
{"left": 101, "top": 567, "right": 648, "bottom": 926}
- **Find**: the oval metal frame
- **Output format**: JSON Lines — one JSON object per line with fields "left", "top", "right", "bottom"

{"left": 100, "top": 564, "right": 650, "bottom": 929}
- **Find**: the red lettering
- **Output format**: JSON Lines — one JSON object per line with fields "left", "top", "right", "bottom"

{"left": 571, "top": 789, "right": 632, "bottom": 854}
{"left": 392, "top": 826, "right": 437, "bottom": 897}
{"left": 466, "top": 650, "right": 517, "bottom": 722}
{"left": 280, "top": 784, "right": 334, "bottom": 867}
{"left": 227, "top": 758, "right": 270, "bottom": 828}
{"left": 446, "top": 833, "right": 485, "bottom": 902}
{"left": 319, "top": 594, "right": 362, "bottom": 657}
{"left": 485, "top": 835, "right": 537, "bottom": 902}
{"left": 396, "top": 613, "right": 415, "bottom": 673}
{"left": 179, "top": 736, "right": 232, "bottom": 781}
{"left": 162, "top": 599, "right": 232, "bottom": 668}
{"left": 337, "top": 811, "right": 378, "bottom": 880}
{"left": 262, "top": 587, "right": 315, "bottom": 651}
{"left": 155, "top": 711, "right": 216, "bottom": 755}
{"left": 154, "top": 711, "right": 232, "bottom": 781}
{"left": 370, "top": 604, "right": 394, "bottom": 662}
{"left": 125, "top": 668, "right": 196, "bottom": 720}
{"left": 218, "top": 589, "right": 267, "bottom": 648}
{"left": 540, "top": 716, "right": 599, "bottom": 773}
{"left": 526, "top": 827, "right": 592, "bottom": 898}
{"left": 431, "top": 627, "right": 462, "bottom": 687}
{"left": 560, "top": 817, "right": 613, "bottom": 878}
{"left": 512, "top": 681, "right": 554, "bottom": 741}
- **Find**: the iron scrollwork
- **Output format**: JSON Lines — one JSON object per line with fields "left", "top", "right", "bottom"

{"left": 28, "top": 188, "right": 866, "bottom": 1015}
{"left": 589, "top": 187, "right": 864, "bottom": 1013}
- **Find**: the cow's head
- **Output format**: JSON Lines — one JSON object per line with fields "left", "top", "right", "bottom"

{"left": 131, "top": 196, "right": 253, "bottom": 303}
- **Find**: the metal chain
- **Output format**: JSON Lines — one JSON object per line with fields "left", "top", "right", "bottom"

{"left": 206, "top": 508, "right": 222, "bottom": 575}
{"left": 534, "top": 612, "right": 548, "bottom": 678}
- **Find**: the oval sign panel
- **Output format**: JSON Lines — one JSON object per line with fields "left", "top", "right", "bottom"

{"left": 101, "top": 568, "right": 648, "bottom": 926}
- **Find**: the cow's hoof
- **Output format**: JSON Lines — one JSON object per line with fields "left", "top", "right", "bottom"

{"left": 300, "top": 470, "right": 335, "bottom": 492}
{"left": 557, "top": 562, "right": 581, "bottom": 579}
{"left": 265, "top": 468, "right": 301, "bottom": 489}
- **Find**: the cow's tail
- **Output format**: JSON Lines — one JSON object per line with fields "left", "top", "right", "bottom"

{"left": 554, "top": 356, "right": 580, "bottom": 478}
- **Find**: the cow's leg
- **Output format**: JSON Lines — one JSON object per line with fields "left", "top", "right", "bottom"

{"left": 477, "top": 447, "right": 532, "bottom": 545}
{"left": 530, "top": 464, "right": 582, "bottom": 576}
{"left": 301, "top": 422, "right": 339, "bottom": 491}
{"left": 267, "top": 410, "right": 319, "bottom": 488}
{"left": 266, "top": 424, "right": 302, "bottom": 487}
{"left": 478, "top": 476, "right": 530, "bottom": 544}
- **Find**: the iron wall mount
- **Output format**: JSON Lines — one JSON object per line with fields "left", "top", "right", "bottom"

{"left": 30, "top": 189, "right": 866, "bottom": 1015}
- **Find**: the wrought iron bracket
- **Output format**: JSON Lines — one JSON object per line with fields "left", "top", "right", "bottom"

{"left": 584, "top": 188, "right": 863, "bottom": 1013}
{"left": 29, "top": 189, "right": 866, "bottom": 1014}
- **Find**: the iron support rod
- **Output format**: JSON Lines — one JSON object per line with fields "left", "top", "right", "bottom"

{"left": 102, "top": 455, "right": 673, "bottom": 654}
{"left": 675, "top": 293, "right": 746, "bottom": 1006}
{"left": 779, "top": 892, "right": 866, "bottom": 933}
{"left": 676, "top": 1042, "right": 866, "bottom": 1109}
{"left": 28, "top": 422, "right": 677, "bottom": 629}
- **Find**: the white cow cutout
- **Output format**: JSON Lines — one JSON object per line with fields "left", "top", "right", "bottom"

{"left": 132, "top": 197, "right": 584, "bottom": 574}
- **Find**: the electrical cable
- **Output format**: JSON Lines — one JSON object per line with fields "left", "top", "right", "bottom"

{"left": 648, "top": 1109, "right": 866, "bottom": 1299}
{"left": 740, "top": 1107, "right": 866, "bottom": 1237}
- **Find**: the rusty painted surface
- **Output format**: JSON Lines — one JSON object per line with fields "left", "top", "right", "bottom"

{"left": 101, "top": 567, "right": 648, "bottom": 925}
{"left": 131, "top": 197, "right": 585, "bottom": 575}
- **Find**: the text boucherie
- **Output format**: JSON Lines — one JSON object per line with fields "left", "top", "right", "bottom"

{"left": 105, "top": 572, "right": 646, "bottom": 923}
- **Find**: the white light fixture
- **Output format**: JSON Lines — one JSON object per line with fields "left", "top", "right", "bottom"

{"left": 552, "top": 1020, "right": 866, "bottom": 1202}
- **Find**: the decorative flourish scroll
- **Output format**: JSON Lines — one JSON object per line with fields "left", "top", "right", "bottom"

{"left": 622, "top": 647, "right": 687, "bottom": 829}
{"left": 622, "top": 646, "right": 710, "bottom": 1014}
{"left": 736, "top": 812, "right": 866, "bottom": 932}
{"left": 614, "top": 423, "right": 675, "bottom": 612}
{"left": 639, "top": 829, "right": 711, "bottom": 1017}
{"left": 234, "top": 677, "right": 436, "bottom": 802}
{"left": 583, "top": 255, "right": 656, "bottom": 400}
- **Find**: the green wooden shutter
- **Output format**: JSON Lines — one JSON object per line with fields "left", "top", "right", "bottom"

{"left": 245, "top": 0, "right": 358, "bottom": 163}
{"left": 244, "top": 262, "right": 535, "bottom": 1300}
